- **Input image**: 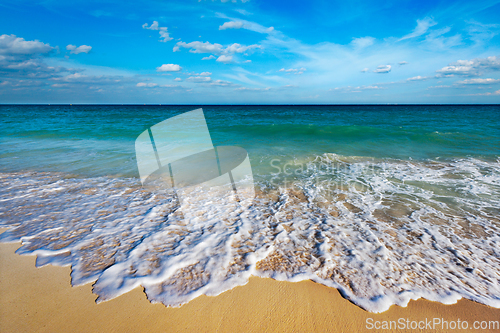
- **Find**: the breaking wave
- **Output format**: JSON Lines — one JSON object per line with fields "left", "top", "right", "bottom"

{"left": 1, "top": 154, "right": 499, "bottom": 313}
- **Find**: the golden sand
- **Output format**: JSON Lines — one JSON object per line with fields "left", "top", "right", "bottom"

{"left": 1, "top": 240, "right": 499, "bottom": 332}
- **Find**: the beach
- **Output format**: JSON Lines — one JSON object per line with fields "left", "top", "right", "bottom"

{"left": 1, "top": 238, "right": 499, "bottom": 332}
{"left": 3, "top": 0, "right": 500, "bottom": 327}
{"left": 1, "top": 105, "right": 499, "bottom": 331}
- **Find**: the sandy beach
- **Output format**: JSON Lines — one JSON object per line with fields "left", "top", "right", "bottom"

{"left": 1, "top": 236, "right": 499, "bottom": 333}
{"left": 2, "top": 0, "right": 500, "bottom": 328}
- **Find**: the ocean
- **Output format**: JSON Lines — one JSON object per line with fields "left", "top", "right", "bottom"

{"left": 1, "top": 104, "right": 499, "bottom": 312}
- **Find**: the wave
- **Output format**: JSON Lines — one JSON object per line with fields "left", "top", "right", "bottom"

{"left": 0, "top": 155, "right": 499, "bottom": 313}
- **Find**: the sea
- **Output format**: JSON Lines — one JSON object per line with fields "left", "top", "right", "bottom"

{"left": 1, "top": 104, "right": 499, "bottom": 312}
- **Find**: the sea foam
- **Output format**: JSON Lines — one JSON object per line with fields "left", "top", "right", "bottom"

{"left": 1, "top": 155, "right": 499, "bottom": 313}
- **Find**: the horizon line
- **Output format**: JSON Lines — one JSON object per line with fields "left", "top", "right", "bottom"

{"left": 1, "top": 103, "right": 500, "bottom": 106}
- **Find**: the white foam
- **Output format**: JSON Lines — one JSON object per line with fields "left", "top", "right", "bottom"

{"left": 1, "top": 156, "right": 499, "bottom": 313}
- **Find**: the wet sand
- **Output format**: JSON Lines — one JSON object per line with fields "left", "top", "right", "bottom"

{"left": 1, "top": 240, "right": 499, "bottom": 333}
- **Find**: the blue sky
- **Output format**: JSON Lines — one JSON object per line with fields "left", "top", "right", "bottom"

{"left": 1, "top": 0, "right": 500, "bottom": 104}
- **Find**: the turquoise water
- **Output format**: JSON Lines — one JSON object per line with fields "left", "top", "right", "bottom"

{"left": 1, "top": 105, "right": 499, "bottom": 312}
{"left": 1, "top": 105, "right": 499, "bottom": 178}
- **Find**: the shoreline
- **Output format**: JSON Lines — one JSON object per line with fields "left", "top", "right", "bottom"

{"left": 1, "top": 239, "right": 499, "bottom": 332}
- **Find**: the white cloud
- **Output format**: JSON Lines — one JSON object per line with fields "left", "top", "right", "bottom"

{"left": 437, "top": 60, "right": 475, "bottom": 76}
{"left": 373, "top": 65, "right": 391, "bottom": 73}
{"left": 351, "top": 36, "right": 375, "bottom": 48}
{"left": 475, "top": 56, "right": 500, "bottom": 70}
{"left": 199, "top": 72, "right": 212, "bottom": 76}
{"left": 175, "top": 41, "right": 259, "bottom": 56}
{"left": 202, "top": 55, "right": 216, "bottom": 60}
{"left": 361, "top": 68, "right": 369, "bottom": 73}
{"left": 235, "top": 87, "right": 271, "bottom": 91}
{"left": 215, "top": 13, "right": 274, "bottom": 34}
{"left": 142, "top": 21, "right": 173, "bottom": 42}
{"left": 428, "top": 85, "right": 451, "bottom": 89}
{"left": 399, "top": 17, "right": 437, "bottom": 41}
{"left": 406, "top": 76, "right": 429, "bottom": 81}
{"left": 142, "top": 21, "right": 160, "bottom": 30}
{"left": 330, "top": 85, "right": 384, "bottom": 92}
{"left": 216, "top": 55, "right": 233, "bottom": 63}
{"left": 219, "top": 21, "right": 244, "bottom": 30}
{"left": 278, "top": 67, "right": 306, "bottom": 75}
{"left": 225, "top": 43, "right": 260, "bottom": 53}
{"left": 186, "top": 76, "right": 211, "bottom": 82}
{"left": 137, "top": 82, "right": 158, "bottom": 87}
{"left": 60, "top": 73, "right": 87, "bottom": 80}
{"left": 436, "top": 56, "right": 500, "bottom": 76}
{"left": 175, "top": 41, "right": 223, "bottom": 54}
{"left": 159, "top": 30, "right": 173, "bottom": 42}
{"left": 279, "top": 68, "right": 306, "bottom": 73}
{"left": 0, "top": 34, "right": 53, "bottom": 55}
{"left": 456, "top": 78, "right": 500, "bottom": 84}
{"left": 156, "top": 64, "right": 182, "bottom": 72}
{"left": 51, "top": 83, "right": 69, "bottom": 88}
{"left": 210, "top": 79, "right": 236, "bottom": 86}
{"left": 174, "top": 78, "right": 182, "bottom": 81}
{"left": 399, "top": 61, "right": 408, "bottom": 65}
{"left": 66, "top": 44, "right": 92, "bottom": 54}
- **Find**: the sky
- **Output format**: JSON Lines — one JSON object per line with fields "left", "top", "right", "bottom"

{"left": 0, "top": 0, "right": 500, "bottom": 104}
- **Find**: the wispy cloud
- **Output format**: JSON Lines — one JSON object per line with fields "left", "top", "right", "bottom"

{"left": 466, "top": 89, "right": 500, "bottom": 96}
{"left": 351, "top": 37, "right": 375, "bottom": 48}
{"left": 278, "top": 67, "right": 306, "bottom": 74}
{"left": 456, "top": 78, "right": 500, "bottom": 84}
{"left": 137, "top": 82, "right": 158, "bottom": 87}
{"left": 406, "top": 76, "right": 429, "bottom": 81}
{"left": 424, "top": 27, "right": 462, "bottom": 49}
{"left": 219, "top": 21, "right": 244, "bottom": 30}
{"left": 216, "top": 13, "right": 274, "bottom": 34}
{"left": 330, "top": 85, "right": 385, "bottom": 93}
{"left": 467, "top": 20, "right": 499, "bottom": 45}
{"left": 398, "top": 17, "right": 437, "bottom": 41}
{"left": 210, "top": 79, "right": 238, "bottom": 87}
